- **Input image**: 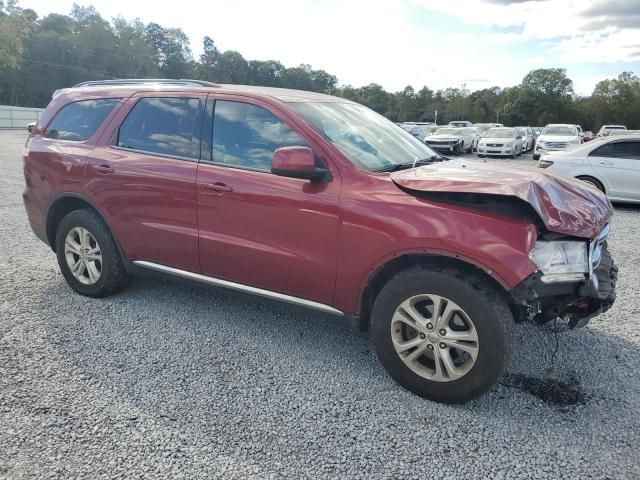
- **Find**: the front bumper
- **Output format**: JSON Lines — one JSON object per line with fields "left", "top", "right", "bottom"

{"left": 511, "top": 245, "right": 617, "bottom": 328}
{"left": 477, "top": 145, "right": 515, "bottom": 156}
{"left": 425, "top": 142, "right": 461, "bottom": 153}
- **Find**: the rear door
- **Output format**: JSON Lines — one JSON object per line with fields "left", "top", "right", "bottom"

{"left": 588, "top": 140, "right": 640, "bottom": 199}
{"left": 85, "top": 93, "right": 206, "bottom": 272}
{"left": 195, "top": 96, "right": 341, "bottom": 305}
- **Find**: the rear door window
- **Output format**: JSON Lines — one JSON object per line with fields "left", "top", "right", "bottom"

{"left": 44, "top": 98, "right": 120, "bottom": 141}
{"left": 116, "top": 97, "right": 202, "bottom": 160}
{"left": 211, "top": 100, "right": 307, "bottom": 171}
{"left": 592, "top": 141, "right": 639, "bottom": 159}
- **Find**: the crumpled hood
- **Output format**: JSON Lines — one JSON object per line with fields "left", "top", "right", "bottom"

{"left": 391, "top": 159, "right": 612, "bottom": 238}
{"left": 426, "top": 134, "right": 462, "bottom": 141}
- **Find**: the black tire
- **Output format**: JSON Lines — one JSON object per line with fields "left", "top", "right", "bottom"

{"left": 370, "top": 266, "right": 512, "bottom": 403}
{"left": 510, "top": 150, "right": 516, "bottom": 159}
{"left": 577, "top": 176, "right": 605, "bottom": 192}
{"left": 477, "top": 154, "right": 486, "bottom": 158}
{"left": 55, "top": 209, "right": 128, "bottom": 297}
{"left": 533, "top": 153, "right": 540, "bottom": 161}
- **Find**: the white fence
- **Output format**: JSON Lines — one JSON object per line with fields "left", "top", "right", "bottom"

{"left": 0, "top": 105, "right": 44, "bottom": 129}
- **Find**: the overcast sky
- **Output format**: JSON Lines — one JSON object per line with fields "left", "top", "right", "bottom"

{"left": 28, "top": 0, "right": 640, "bottom": 95}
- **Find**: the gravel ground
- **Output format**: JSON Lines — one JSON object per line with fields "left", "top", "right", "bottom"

{"left": 1, "top": 129, "right": 639, "bottom": 479}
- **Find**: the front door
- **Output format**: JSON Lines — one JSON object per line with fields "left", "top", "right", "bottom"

{"left": 196, "top": 98, "right": 341, "bottom": 305}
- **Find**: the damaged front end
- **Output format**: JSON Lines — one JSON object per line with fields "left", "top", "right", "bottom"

{"left": 511, "top": 225, "right": 617, "bottom": 328}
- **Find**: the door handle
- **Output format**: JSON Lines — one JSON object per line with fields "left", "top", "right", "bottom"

{"left": 599, "top": 160, "right": 613, "bottom": 166}
{"left": 93, "top": 164, "right": 115, "bottom": 174}
{"left": 204, "top": 182, "right": 233, "bottom": 193}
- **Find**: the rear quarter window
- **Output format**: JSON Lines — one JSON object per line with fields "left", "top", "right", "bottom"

{"left": 44, "top": 99, "right": 120, "bottom": 141}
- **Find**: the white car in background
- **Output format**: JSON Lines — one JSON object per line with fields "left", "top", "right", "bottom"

{"left": 460, "top": 127, "right": 480, "bottom": 152}
{"left": 597, "top": 125, "right": 627, "bottom": 137}
{"left": 424, "top": 127, "right": 473, "bottom": 154}
{"left": 538, "top": 134, "right": 640, "bottom": 203}
{"left": 533, "top": 124, "right": 581, "bottom": 160}
{"left": 477, "top": 127, "right": 523, "bottom": 158}
{"left": 516, "top": 126, "right": 534, "bottom": 152}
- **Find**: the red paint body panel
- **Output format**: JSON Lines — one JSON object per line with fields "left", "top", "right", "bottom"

{"left": 196, "top": 163, "right": 341, "bottom": 305}
{"left": 22, "top": 84, "right": 614, "bottom": 318}
{"left": 391, "top": 159, "right": 613, "bottom": 239}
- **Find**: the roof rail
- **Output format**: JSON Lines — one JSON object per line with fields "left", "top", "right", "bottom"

{"left": 72, "top": 78, "right": 220, "bottom": 88}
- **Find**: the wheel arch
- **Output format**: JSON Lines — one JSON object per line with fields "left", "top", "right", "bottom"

{"left": 45, "top": 193, "right": 126, "bottom": 261}
{"left": 575, "top": 174, "right": 606, "bottom": 193}
{"left": 357, "top": 253, "right": 511, "bottom": 331}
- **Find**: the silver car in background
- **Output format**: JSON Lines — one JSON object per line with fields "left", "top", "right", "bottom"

{"left": 516, "top": 126, "right": 534, "bottom": 152}
{"left": 477, "top": 127, "right": 523, "bottom": 158}
{"left": 538, "top": 134, "right": 640, "bottom": 203}
{"left": 533, "top": 124, "right": 582, "bottom": 160}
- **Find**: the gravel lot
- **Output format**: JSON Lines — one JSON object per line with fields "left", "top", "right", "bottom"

{"left": 1, "top": 129, "right": 639, "bottom": 479}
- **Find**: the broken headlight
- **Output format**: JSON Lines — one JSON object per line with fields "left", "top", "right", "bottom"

{"left": 529, "top": 240, "right": 588, "bottom": 283}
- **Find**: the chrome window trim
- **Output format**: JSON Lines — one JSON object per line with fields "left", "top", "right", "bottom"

{"left": 133, "top": 260, "right": 344, "bottom": 316}
{"left": 110, "top": 145, "right": 199, "bottom": 163}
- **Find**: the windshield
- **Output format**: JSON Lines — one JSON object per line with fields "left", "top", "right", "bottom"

{"left": 434, "top": 128, "right": 459, "bottom": 135}
{"left": 485, "top": 128, "right": 514, "bottom": 138}
{"left": 543, "top": 126, "right": 576, "bottom": 136}
{"left": 473, "top": 124, "right": 493, "bottom": 132}
{"left": 291, "top": 102, "right": 439, "bottom": 171}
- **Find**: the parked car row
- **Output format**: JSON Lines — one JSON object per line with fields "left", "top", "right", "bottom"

{"left": 398, "top": 121, "right": 539, "bottom": 157}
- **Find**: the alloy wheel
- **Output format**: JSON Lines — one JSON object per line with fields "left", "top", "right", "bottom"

{"left": 64, "top": 227, "right": 103, "bottom": 285}
{"left": 390, "top": 294, "right": 479, "bottom": 382}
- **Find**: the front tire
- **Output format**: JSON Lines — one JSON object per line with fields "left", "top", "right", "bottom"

{"left": 55, "top": 209, "right": 128, "bottom": 297}
{"left": 370, "top": 266, "right": 512, "bottom": 403}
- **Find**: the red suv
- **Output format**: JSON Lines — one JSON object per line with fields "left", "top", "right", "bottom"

{"left": 22, "top": 79, "right": 617, "bottom": 403}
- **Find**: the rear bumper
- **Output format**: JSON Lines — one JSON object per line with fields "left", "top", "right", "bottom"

{"left": 510, "top": 246, "right": 617, "bottom": 328}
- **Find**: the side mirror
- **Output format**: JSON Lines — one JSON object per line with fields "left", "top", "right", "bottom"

{"left": 271, "top": 146, "right": 328, "bottom": 181}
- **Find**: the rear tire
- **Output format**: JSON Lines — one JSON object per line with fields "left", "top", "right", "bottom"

{"left": 370, "top": 266, "right": 512, "bottom": 403}
{"left": 55, "top": 209, "right": 128, "bottom": 297}
{"left": 577, "top": 176, "right": 605, "bottom": 192}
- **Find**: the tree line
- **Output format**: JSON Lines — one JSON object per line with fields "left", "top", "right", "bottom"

{"left": 1, "top": 1, "right": 639, "bottom": 131}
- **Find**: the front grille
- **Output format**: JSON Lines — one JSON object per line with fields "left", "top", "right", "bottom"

{"left": 426, "top": 141, "right": 450, "bottom": 146}
{"left": 486, "top": 143, "right": 503, "bottom": 147}
{"left": 547, "top": 142, "right": 568, "bottom": 148}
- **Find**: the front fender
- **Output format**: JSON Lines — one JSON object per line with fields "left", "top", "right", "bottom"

{"left": 332, "top": 190, "right": 540, "bottom": 315}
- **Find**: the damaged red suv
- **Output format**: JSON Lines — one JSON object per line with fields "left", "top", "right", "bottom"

{"left": 22, "top": 79, "right": 617, "bottom": 403}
